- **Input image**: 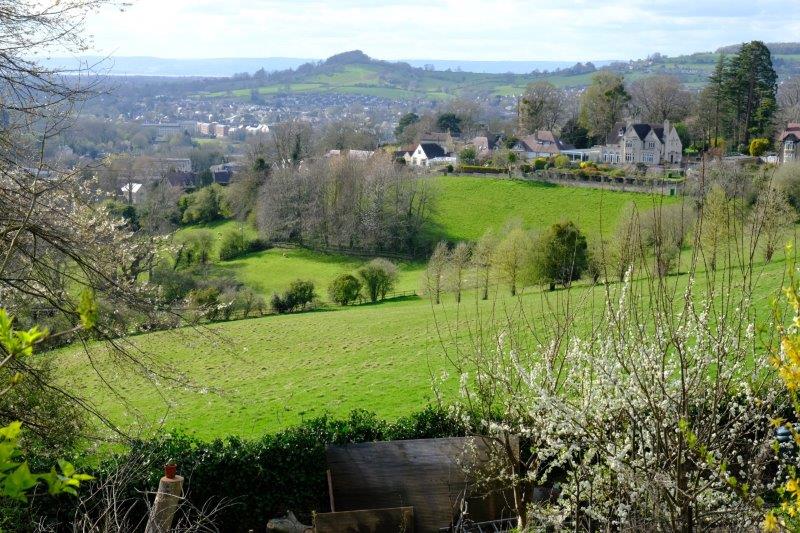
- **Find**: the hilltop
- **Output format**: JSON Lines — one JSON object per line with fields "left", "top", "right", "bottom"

{"left": 196, "top": 43, "right": 800, "bottom": 100}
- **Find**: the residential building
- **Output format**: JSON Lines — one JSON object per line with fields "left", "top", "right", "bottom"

{"left": 600, "top": 120, "right": 682, "bottom": 166}
{"left": 209, "top": 162, "right": 244, "bottom": 185}
{"left": 512, "top": 130, "right": 573, "bottom": 159}
{"left": 164, "top": 171, "right": 198, "bottom": 191}
{"left": 324, "top": 149, "right": 375, "bottom": 160}
{"left": 471, "top": 133, "right": 503, "bottom": 157}
{"left": 779, "top": 123, "right": 800, "bottom": 163}
{"left": 120, "top": 182, "right": 144, "bottom": 204}
{"left": 144, "top": 122, "right": 196, "bottom": 141}
{"left": 411, "top": 142, "right": 456, "bottom": 167}
{"left": 153, "top": 158, "right": 192, "bottom": 174}
{"left": 392, "top": 147, "right": 414, "bottom": 164}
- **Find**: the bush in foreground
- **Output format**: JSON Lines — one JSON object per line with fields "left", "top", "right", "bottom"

{"left": 328, "top": 274, "right": 362, "bottom": 306}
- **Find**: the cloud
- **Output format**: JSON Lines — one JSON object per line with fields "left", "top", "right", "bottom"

{"left": 83, "top": 0, "right": 800, "bottom": 61}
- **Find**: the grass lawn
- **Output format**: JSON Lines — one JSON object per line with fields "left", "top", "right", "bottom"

{"left": 429, "top": 175, "right": 679, "bottom": 242}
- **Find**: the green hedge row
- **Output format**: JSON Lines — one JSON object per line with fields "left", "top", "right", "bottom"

{"left": 25, "top": 407, "right": 471, "bottom": 532}
{"left": 457, "top": 165, "right": 508, "bottom": 174}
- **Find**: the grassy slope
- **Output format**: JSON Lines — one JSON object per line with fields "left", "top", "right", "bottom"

{"left": 58, "top": 177, "right": 785, "bottom": 440}
{"left": 430, "top": 175, "right": 677, "bottom": 241}
{"left": 177, "top": 177, "right": 671, "bottom": 299}
{"left": 59, "top": 250, "right": 790, "bottom": 440}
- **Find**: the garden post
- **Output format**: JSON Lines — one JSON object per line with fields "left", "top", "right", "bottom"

{"left": 145, "top": 467, "right": 184, "bottom": 533}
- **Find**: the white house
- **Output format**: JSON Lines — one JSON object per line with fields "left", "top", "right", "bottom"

{"left": 411, "top": 142, "right": 456, "bottom": 167}
{"left": 779, "top": 123, "right": 800, "bottom": 163}
{"left": 120, "top": 182, "right": 144, "bottom": 204}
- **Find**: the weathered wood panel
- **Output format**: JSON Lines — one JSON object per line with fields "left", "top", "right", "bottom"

{"left": 326, "top": 437, "right": 518, "bottom": 533}
{"left": 314, "top": 507, "right": 414, "bottom": 533}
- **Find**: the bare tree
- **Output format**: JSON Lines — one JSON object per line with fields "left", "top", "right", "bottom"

{"left": 472, "top": 230, "right": 497, "bottom": 301}
{"left": 628, "top": 75, "right": 692, "bottom": 123}
{"left": 778, "top": 76, "right": 800, "bottom": 125}
{"left": 518, "top": 81, "right": 567, "bottom": 134}
{"left": 447, "top": 241, "right": 471, "bottom": 303}
{"left": 493, "top": 226, "right": 531, "bottom": 296}
{"left": 425, "top": 241, "right": 449, "bottom": 305}
{"left": 750, "top": 183, "right": 795, "bottom": 262}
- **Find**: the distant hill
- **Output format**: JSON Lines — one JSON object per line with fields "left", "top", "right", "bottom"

{"left": 49, "top": 43, "right": 800, "bottom": 101}
{"left": 38, "top": 53, "right": 612, "bottom": 77}
{"left": 190, "top": 44, "right": 800, "bottom": 102}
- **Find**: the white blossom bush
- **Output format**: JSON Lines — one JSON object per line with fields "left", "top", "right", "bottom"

{"left": 440, "top": 177, "right": 791, "bottom": 531}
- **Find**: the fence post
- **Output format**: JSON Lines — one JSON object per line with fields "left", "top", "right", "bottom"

{"left": 145, "top": 465, "right": 184, "bottom": 533}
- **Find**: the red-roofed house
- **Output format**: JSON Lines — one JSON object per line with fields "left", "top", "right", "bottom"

{"left": 780, "top": 123, "right": 800, "bottom": 163}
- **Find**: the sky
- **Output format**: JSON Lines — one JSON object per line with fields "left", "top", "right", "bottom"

{"left": 82, "top": 0, "right": 800, "bottom": 62}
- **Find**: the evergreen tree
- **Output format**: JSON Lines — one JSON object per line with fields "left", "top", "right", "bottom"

{"left": 723, "top": 41, "right": 777, "bottom": 149}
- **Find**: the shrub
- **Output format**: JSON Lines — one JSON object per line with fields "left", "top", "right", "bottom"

{"left": 24, "top": 407, "right": 471, "bottom": 532}
{"left": 187, "top": 286, "right": 221, "bottom": 320}
{"left": 328, "top": 274, "right": 362, "bottom": 306}
{"left": 218, "top": 230, "right": 248, "bottom": 261}
{"left": 532, "top": 220, "right": 588, "bottom": 290}
{"left": 358, "top": 259, "right": 398, "bottom": 303}
{"left": 533, "top": 157, "right": 548, "bottom": 170}
{"left": 219, "top": 232, "right": 271, "bottom": 261}
{"left": 519, "top": 163, "right": 532, "bottom": 174}
{"left": 180, "top": 184, "right": 226, "bottom": 225}
{"left": 553, "top": 155, "right": 570, "bottom": 169}
{"left": 457, "top": 165, "right": 508, "bottom": 174}
{"left": 176, "top": 230, "right": 215, "bottom": 266}
{"left": 285, "top": 280, "right": 315, "bottom": 310}
{"left": 458, "top": 146, "right": 477, "bottom": 166}
{"left": 151, "top": 265, "right": 197, "bottom": 302}
{"left": 445, "top": 163, "right": 454, "bottom": 173}
{"left": 749, "top": 137, "right": 771, "bottom": 157}
{"left": 272, "top": 280, "right": 316, "bottom": 313}
{"left": 270, "top": 293, "right": 290, "bottom": 314}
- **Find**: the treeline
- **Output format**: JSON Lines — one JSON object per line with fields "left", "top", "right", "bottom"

{"left": 254, "top": 153, "right": 436, "bottom": 257}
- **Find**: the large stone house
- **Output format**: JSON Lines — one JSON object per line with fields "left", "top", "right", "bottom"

{"left": 600, "top": 120, "right": 682, "bottom": 166}
{"left": 511, "top": 130, "right": 573, "bottom": 159}
{"left": 779, "top": 123, "right": 800, "bottom": 163}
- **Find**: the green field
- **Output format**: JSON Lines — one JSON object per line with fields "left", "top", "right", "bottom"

{"left": 59, "top": 252, "right": 789, "bottom": 440}
{"left": 57, "top": 176, "right": 789, "bottom": 440}
{"left": 430, "top": 175, "right": 676, "bottom": 241}
{"left": 175, "top": 176, "right": 673, "bottom": 300}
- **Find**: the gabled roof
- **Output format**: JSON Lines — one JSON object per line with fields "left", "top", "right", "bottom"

{"left": 611, "top": 122, "right": 667, "bottom": 144}
{"left": 515, "top": 131, "right": 573, "bottom": 154}
{"left": 165, "top": 171, "right": 197, "bottom": 189}
{"left": 418, "top": 142, "right": 447, "bottom": 159}
{"left": 472, "top": 133, "right": 503, "bottom": 152}
{"left": 780, "top": 123, "right": 800, "bottom": 141}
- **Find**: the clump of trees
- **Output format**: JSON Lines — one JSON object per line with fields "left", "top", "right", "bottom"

{"left": 255, "top": 154, "right": 435, "bottom": 256}
{"left": 328, "top": 274, "right": 363, "bottom": 306}
{"left": 179, "top": 184, "right": 228, "bottom": 224}
{"left": 270, "top": 280, "right": 316, "bottom": 314}
{"left": 218, "top": 229, "right": 270, "bottom": 261}
{"left": 358, "top": 259, "right": 399, "bottom": 303}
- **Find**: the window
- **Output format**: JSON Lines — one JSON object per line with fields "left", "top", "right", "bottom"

{"left": 648, "top": 141, "right": 655, "bottom": 149}
{"left": 625, "top": 140, "right": 633, "bottom": 149}
{"left": 625, "top": 152, "right": 634, "bottom": 162}
{"left": 644, "top": 153, "right": 654, "bottom": 163}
